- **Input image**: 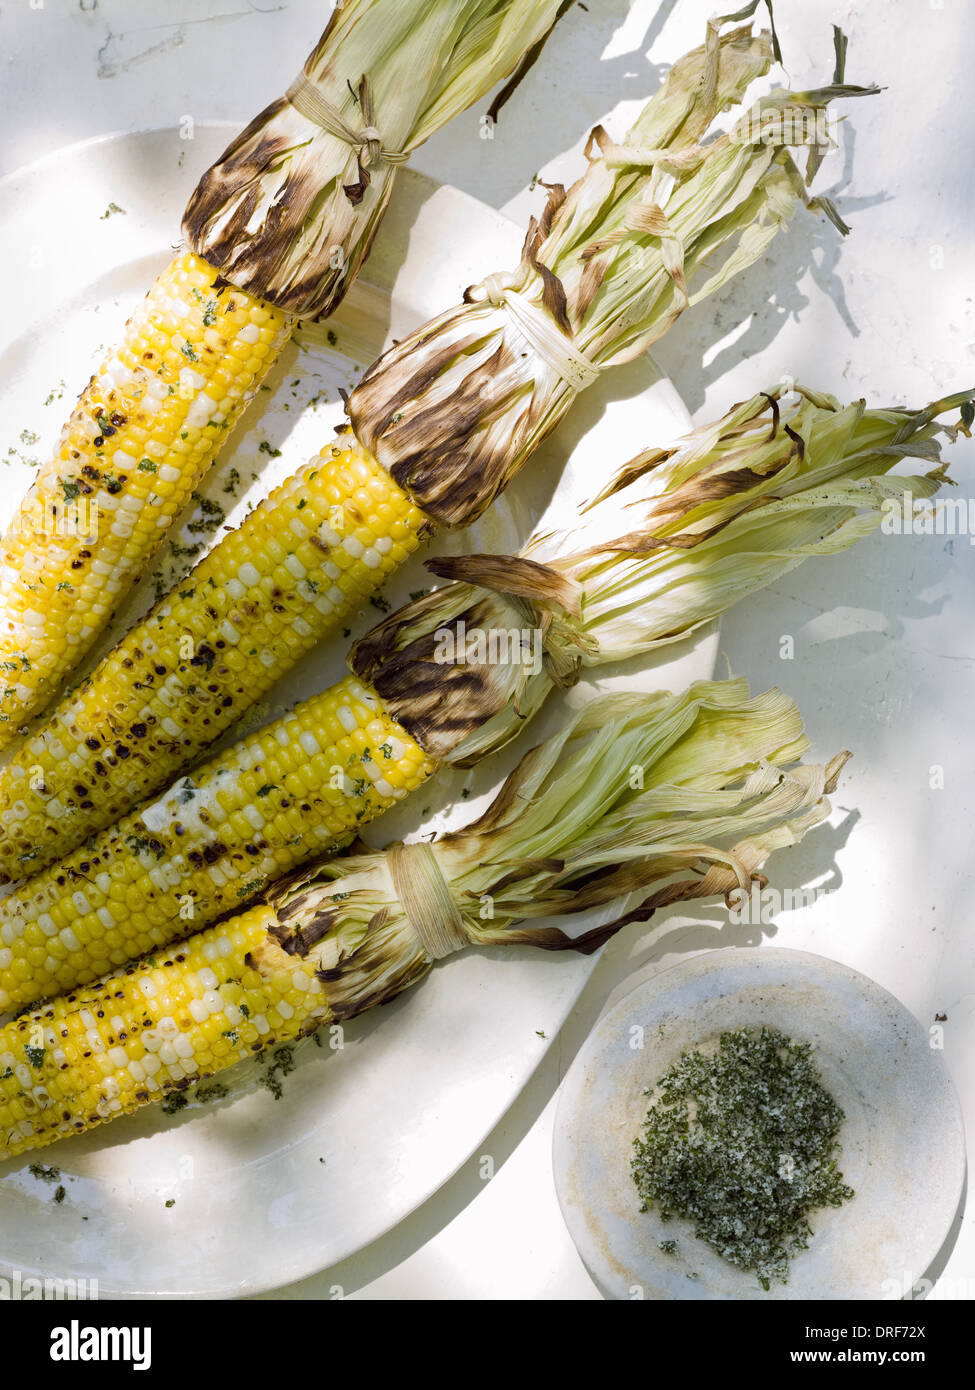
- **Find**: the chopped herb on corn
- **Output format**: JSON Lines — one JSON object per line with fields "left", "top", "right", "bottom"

{"left": 0, "top": 253, "right": 291, "bottom": 742}
{"left": 0, "top": 675, "right": 432, "bottom": 1012}
{"left": 0, "top": 16, "right": 876, "bottom": 858}
{"left": 0, "top": 0, "right": 572, "bottom": 745}
{"left": 0, "top": 906, "right": 326, "bottom": 1160}
{"left": 0, "top": 682, "right": 844, "bottom": 1159}
{"left": 0, "top": 440, "right": 426, "bottom": 879}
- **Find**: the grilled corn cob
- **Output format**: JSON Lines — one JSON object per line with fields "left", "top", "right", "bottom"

{"left": 0, "top": 0, "right": 571, "bottom": 744}
{"left": 0, "top": 18, "right": 878, "bottom": 867}
{"left": 0, "top": 905, "right": 325, "bottom": 1159}
{"left": 0, "top": 675, "right": 432, "bottom": 1012}
{"left": 0, "top": 256, "right": 291, "bottom": 737}
{"left": 0, "top": 683, "right": 845, "bottom": 1159}
{"left": 0, "top": 438, "right": 426, "bottom": 881}
{"left": 0, "top": 385, "right": 965, "bottom": 1004}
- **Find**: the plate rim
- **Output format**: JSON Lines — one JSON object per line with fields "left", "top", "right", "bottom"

{"left": 0, "top": 125, "right": 707, "bottom": 1299}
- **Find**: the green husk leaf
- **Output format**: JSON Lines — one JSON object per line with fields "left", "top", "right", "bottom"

{"left": 349, "top": 386, "right": 970, "bottom": 763}
{"left": 183, "top": 0, "right": 572, "bottom": 318}
{"left": 347, "top": 20, "right": 878, "bottom": 525}
{"left": 266, "top": 683, "right": 845, "bottom": 1018}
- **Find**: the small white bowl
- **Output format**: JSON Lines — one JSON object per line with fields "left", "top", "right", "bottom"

{"left": 553, "top": 947, "right": 966, "bottom": 1300}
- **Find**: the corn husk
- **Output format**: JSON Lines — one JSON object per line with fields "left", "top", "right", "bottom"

{"left": 346, "top": 19, "right": 878, "bottom": 523}
{"left": 350, "top": 387, "right": 972, "bottom": 761}
{"left": 265, "top": 683, "right": 847, "bottom": 1019}
{"left": 183, "top": 0, "right": 571, "bottom": 317}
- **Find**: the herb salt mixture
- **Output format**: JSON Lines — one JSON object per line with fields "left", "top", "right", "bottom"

{"left": 631, "top": 1026, "right": 854, "bottom": 1289}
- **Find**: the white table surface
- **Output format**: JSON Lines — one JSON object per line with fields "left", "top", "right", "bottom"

{"left": 0, "top": 0, "right": 972, "bottom": 1301}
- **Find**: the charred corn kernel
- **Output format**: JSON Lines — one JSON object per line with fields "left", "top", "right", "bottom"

{"left": 0, "top": 440, "right": 426, "bottom": 880}
{"left": 0, "top": 252, "right": 292, "bottom": 745}
{"left": 0, "top": 906, "right": 328, "bottom": 1159}
{"left": 0, "top": 675, "right": 433, "bottom": 1011}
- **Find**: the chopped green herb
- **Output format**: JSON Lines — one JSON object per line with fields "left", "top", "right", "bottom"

{"left": 125, "top": 834, "right": 164, "bottom": 861}
{"left": 24, "top": 1044, "right": 45, "bottom": 1068}
{"left": 260, "top": 1045, "right": 297, "bottom": 1100}
{"left": 138, "top": 458, "right": 157, "bottom": 473}
{"left": 631, "top": 1026, "right": 854, "bottom": 1291}
{"left": 194, "top": 1082, "right": 229, "bottom": 1104}
{"left": 28, "top": 1162, "right": 61, "bottom": 1183}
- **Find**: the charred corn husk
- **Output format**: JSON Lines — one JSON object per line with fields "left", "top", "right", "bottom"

{"left": 355, "top": 386, "right": 973, "bottom": 763}
{"left": 0, "top": 683, "right": 847, "bottom": 1159}
{"left": 183, "top": 0, "right": 573, "bottom": 318}
{"left": 0, "top": 0, "right": 572, "bottom": 744}
{"left": 0, "top": 17, "right": 879, "bottom": 865}
{"left": 346, "top": 31, "right": 878, "bottom": 525}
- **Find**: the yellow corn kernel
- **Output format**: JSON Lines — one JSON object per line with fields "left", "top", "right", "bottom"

{"left": 0, "top": 438, "right": 425, "bottom": 880}
{"left": 0, "top": 675, "right": 435, "bottom": 1012}
{"left": 0, "top": 251, "right": 292, "bottom": 744}
{"left": 0, "top": 906, "right": 327, "bottom": 1161}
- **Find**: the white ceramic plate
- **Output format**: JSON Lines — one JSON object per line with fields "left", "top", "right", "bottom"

{"left": 553, "top": 947, "right": 966, "bottom": 1300}
{"left": 0, "top": 127, "right": 714, "bottom": 1298}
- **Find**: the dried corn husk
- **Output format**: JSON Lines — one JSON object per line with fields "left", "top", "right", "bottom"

{"left": 350, "top": 387, "right": 971, "bottom": 761}
{"left": 265, "top": 683, "right": 847, "bottom": 1017}
{"left": 347, "top": 19, "right": 878, "bottom": 523}
{"left": 183, "top": 0, "right": 571, "bottom": 317}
